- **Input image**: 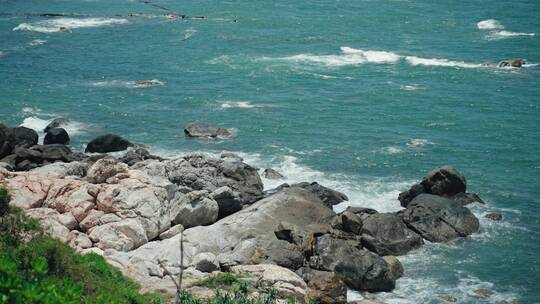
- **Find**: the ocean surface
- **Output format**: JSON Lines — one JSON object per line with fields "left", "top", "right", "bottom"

{"left": 1, "top": 0, "right": 539, "bottom": 302}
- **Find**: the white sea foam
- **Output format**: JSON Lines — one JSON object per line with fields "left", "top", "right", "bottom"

{"left": 405, "top": 56, "right": 482, "bottom": 68}
{"left": 182, "top": 27, "right": 197, "bottom": 40}
{"left": 20, "top": 117, "right": 86, "bottom": 137}
{"left": 220, "top": 101, "right": 276, "bottom": 109}
{"left": 383, "top": 146, "right": 404, "bottom": 155}
{"left": 477, "top": 19, "right": 536, "bottom": 40}
{"left": 275, "top": 47, "right": 401, "bottom": 67}
{"left": 399, "top": 84, "right": 423, "bottom": 91}
{"left": 13, "top": 18, "right": 128, "bottom": 33}
{"left": 406, "top": 138, "right": 434, "bottom": 147}
{"left": 90, "top": 79, "right": 164, "bottom": 89}
{"left": 28, "top": 39, "right": 47, "bottom": 46}
{"left": 477, "top": 19, "right": 505, "bottom": 30}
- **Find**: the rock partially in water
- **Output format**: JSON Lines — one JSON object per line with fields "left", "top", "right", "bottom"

{"left": 184, "top": 122, "right": 232, "bottom": 138}
{"left": 498, "top": 59, "right": 526, "bottom": 68}
{"left": 44, "top": 128, "right": 70, "bottom": 145}
{"left": 401, "top": 194, "right": 479, "bottom": 242}
{"left": 262, "top": 168, "right": 285, "bottom": 180}
{"left": 286, "top": 182, "right": 348, "bottom": 208}
{"left": 485, "top": 212, "right": 503, "bottom": 221}
{"left": 451, "top": 192, "right": 485, "bottom": 206}
{"left": 44, "top": 117, "right": 70, "bottom": 133}
{"left": 85, "top": 134, "right": 133, "bottom": 153}
{"left": 0, "top": 123, "right": 16, "bottom": 159}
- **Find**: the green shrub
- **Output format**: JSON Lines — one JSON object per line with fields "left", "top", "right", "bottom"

{"left": 0, "top": 186, "right": 164, "bottom": 304}
{"left": 194, "top": 273, "right": 240, "bottom": 289}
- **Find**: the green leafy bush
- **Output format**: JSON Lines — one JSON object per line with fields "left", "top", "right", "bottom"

{"left": 0, "top": 186, "right": 164, "bottom": 304}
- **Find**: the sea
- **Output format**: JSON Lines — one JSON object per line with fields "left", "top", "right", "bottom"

{"left": 1, "top": 0, "right": 539, "bottom": 303}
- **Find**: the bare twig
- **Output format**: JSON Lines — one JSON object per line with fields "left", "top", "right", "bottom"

{"left": 157, "top": 231, "right": 184, "bottom": 304}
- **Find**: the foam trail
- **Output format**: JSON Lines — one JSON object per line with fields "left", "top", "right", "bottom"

{"left": 406, "top": 138, "right": 434, "bottom": 147}
{"left": 90, "top": 79, "right": 164, "bottom": 89}
{"left": 405, "top": 56, "right": 482, "bottom": 68}
{"left": 13, "top": 18, "right": 128, "bottom": 33}
{"left": 221, "top": 101, "right": 276, "bottom": 109}
{"left": 272, "top": 47, "right": 401, "bottom": 67}
{"left": 28, "top": 39, "right": 47, "bottom": 46}
{"left": 489, "top": 30, "right": 535, "bottom": 39}
{"left": 182, "top": 27, "right": 197, "bottom": 40}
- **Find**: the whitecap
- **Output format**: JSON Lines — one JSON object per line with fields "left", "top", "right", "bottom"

{"left": 273, "top": 47, "right": 401, "bottom": 67}
{"left": 182, "top": 27, "right": 197, "bottom": 40}
{"left": 399, "top": 84, "right": 423, "bottom": 91}
{"left": 20, "top": 116, "right": 87, "bottom": 144}
{"left": 405, "top": 56, "right": 482, "bottom": 68}
{"left": 90, "top": 79, "right": 164, "bottom": 89}
{"left": 28, "top": 39, "right": 47, "bottom": 46}
{"left": 220, "top": 101, "right": 275, "bottom": 109}
{"left": 13, "top": 18, "right": 128, "bottom": 33}
{"left": 488, "top": 30, "right": 536, "bottom": 40}
{"left": 406, "top": 138, "right": 434, "bottom": 147}
{"left": 477, "top": 19, "right": 504, "bottom": 30}
{"left": 383, "top": 146, "right": 404, "bottom": 155}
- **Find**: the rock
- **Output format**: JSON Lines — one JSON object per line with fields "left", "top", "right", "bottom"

{"left": 289, "top": 182, "right": 348, "bottom": 208}
{"left": 88, "top": 218, "right": 148, "bottom": 251}
{"left": 30, "top": 161, "right": 88, "bottom": 177}
{"left": 44, "top": 118, "right": 70, "bottom": 133}
{"left": 44, "top": 128, "right": 70, "bottom": 145}
{"left": 485, "top": 212, "right": 503, "bottom": 221}
{"left": 170, "top": 191, "right": 219, "bottom": 228}
{"left": 451, "top": 192, "right": 485, "bottom": 206}
{"left": 220, "top": 152, "right": 243, "bottom": 161}
{"left": 472, "top": 288, "right": 494, "bottom": 299}
{"left": 86, "top": 158, "right": 129, "bottom": 184}
{"left": 309, "top": 234, "right": 400, "bottom": 291}
{"left": 263, "top": 168, "right": 284, "bottom": 180}
{"left": 69, "top": 230, "right": 93, "bottom": 249}
{"left": 306, "top": 271, "right": 347, "bottom": 304}
{"left": 80, "top": 209, "right": 106, "bottom": 231}
{"left": 184, "top": 122, "right": 232, "bottom": 138}
{"left": 159, "top": 224, "right": 184, "bottom": 239}
{"left": 401, "top": 194, "right": 480, "bottom": 242}
{"left": 14, "top": 147, "right": 42, "bottom": 163}
{"left": 42, "top": 218, "right": 72, "bottom": 242}
{"left": 31, "top": 144, "right": 72, "bottom": 162}
{"left": 348, "top": 300, "right": 385, "bottom": 304}
{"left": 85, "top": 134, "right": 133, "bottom": 153}
{"left": 231, "top": 264, "right": 308, "bottom": 303}
{"left": 439, "top": 295, "right": 458, "bottom": 302}
{"left": 333, "top": 211, "right": 363, "bottom": 234}
{"left": 139, "top": 154, "right": 264, "bottom": 205}
{"left": 498, "top": 59, "right": 526, "bottom": 68}
{"left": 133, "top": 80, "right": 163, "bottom": 88}
{"left": 398, "top": 183, "right": 425, "bottom": 208}
{"left": 0, "top": 154, "right": 16, "bottom": 171}
{"left": 16, "top": 159, "right": 38, "bottom": 171}
{"left": 119, "top": 148, "right": 151, "bottom": 166}
{"left": 0, "top": 123, "right": 15, "bottom": 159}
{"left": 361, "top": 213, "right": 423, "bottom": 256}
{"left": 382, "top": 256, "right": 403, "bottom": 279}
{"left": 274, "top": 221, "right": 307, "bottom": 247}
{"left": 209, "top": 186, "right": 242, "bottom": 218}
{"left": 192, "top": 252, "right": 220, "bottom": 273}
{"left": 12, "top": 126, "right": 38, "bottom": 148}
{"left": 421, "top": 166, "right": 466, "bottom": 197}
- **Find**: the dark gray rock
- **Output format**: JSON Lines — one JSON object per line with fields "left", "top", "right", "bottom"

{"left": 16, "top": 159, "right": 38, "bottom": 171}
{"left": 44, "top": 118, "right": 70, "bottom": 133}
{"left": 14, "top": 147, "right": 42, "bottom": 163}
{"left": 331, "top": 211, "right": 363, "bottom": 235}
{"left": 398, "top": 183, "right": 426, "bottom": 208}
{"left": 12, "top": 126, "right": 38, "bottom": 148}
{"left": 209, "top": 186, "right": 243, "bottom": 218}
{"left": 31, "top": 144, "right": 72, "bottom": 162}
{"left": 184, "top": 122, "right": 232, "bottom": 138}
{"left": 361, "top": 213, "right": 423, "bottom": 256}
{"left": 485, "top": 212, "right": 502, "bottom": 221}
{"left": 85, "top": 134, "right": 132, "bottom": 153}
{"left": 220, "top": 152, "right": 243, "bottom": 161}
{"left": 290, "top": 182, "right": 348, "bottom": 208}
{"left": 309, "top": 234, "right": 401, "bottom": 292}
{"left": 421, "top": 166, "right": 467, "bottom": 197}
{"left": 119, "top": 148, "right": 151, "bottom": 166}
{"left": 0, "top": 123, "right": 15, "bottom": 159}
{"left": 262, "top": 168, "right": 284, "bottom": 180}
{"left": 44, "top": 128, "right": 70, "bottom": 145}
{"left": 401, "top": 194, "right": 479, "bottom": 242}
{"left": 451, "top": 192, "right": 485, "bottom": 206}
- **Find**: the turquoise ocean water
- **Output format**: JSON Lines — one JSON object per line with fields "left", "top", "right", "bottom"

{"left": 1, "top": 0, "right": 539, "bottom": 302}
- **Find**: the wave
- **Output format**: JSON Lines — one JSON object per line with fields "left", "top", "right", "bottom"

{"left": 273, "top": 47, "right": 401, "bottom": 67}
{"left": 20, "top": 117, "right": 86, "bottom": 137}
{"left": 220, "top": 101, "right": 276, "bottom": 109}
{"left": 28, "top": 39, "right": 47, "bottom": 46}
{"left": 13, "top": 18, "right": 128, "bottom": 33}
{"left": 406, "top": 138, "right": 434, "bottom": 147}
{"left": 89, "top": 79, "right": 164, "bottom": 89}
{"left": 183, "top": 27, "right": 197, "bottom": 40}
{"left": 477, "top": 19, "right": 536, "bottom": 40}
{"left": 405, "top": 56, "right": 482, "bottom": 68}
{"left": 477, "top": 19, "right": 504, "bottom": 30}
{"left": 400, "top": 84, "right": 423, "bottom": 91}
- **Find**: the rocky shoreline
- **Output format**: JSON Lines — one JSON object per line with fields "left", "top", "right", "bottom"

{"left": 0, "top": 122, "right": 493, "bottom": 303}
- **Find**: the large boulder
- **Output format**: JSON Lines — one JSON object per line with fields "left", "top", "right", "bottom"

{"left": 12, "top": 126, "right": 38, "bottom": 148}
{"left": 306, "top": 270, "right": 347, "bottom": 304}
{"left": 184, "top": 122, "right": 232, "bottom": 138}
{"left": 85, "top": 134, "right": 133, "bottom": 153}
{"left": 134, "top": 154, "right": 263, "bottom": 205}
{"left": 86, "top": 158, "right": 129, "bottom": 184}
{"left": 31, "top": 144, "right": 73, "bottom": 162}
{"left": 309, "top": 234, "right": 401, "bottom": 291}
{"left": 170, "top": 190, "right": 219, "bottom": 228}
{"left": 0, "top": 123, "right": 15, "bottom": 159}
{"left": 277, "top": 182, "right": 348, "bottom": 208}
{"left": 44, "top": 128, "right": 70, "bottom": 145}
{"left": 361, "top": 213, "right": 423, "bottom": 256}
{"left": 209, "top": 186, "right": 243, "bottom": 218}
{"left": 401, "top": 194, "right": 479, "bottom": 242}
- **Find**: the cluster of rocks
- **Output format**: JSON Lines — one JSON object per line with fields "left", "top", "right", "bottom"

{"left": 0, "top": 121, "right": 493, "bottom": 303}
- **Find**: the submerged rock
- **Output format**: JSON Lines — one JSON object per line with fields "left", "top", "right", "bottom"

{"left": 401, "top": 194, "right": 479, "bottom": 242}
{"left": 85, "top": 134, "right": 133, "bottom": 153}
{"left": 184, "top": 122, "right": 232, "bottom": 138}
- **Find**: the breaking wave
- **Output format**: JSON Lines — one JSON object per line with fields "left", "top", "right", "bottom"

{"left": 13, "top": 18, "right": 128, "bottom": 33}
{"left": 89, "top": 79, "right": 164, "bottom": 89}
{"left": 477, "top": 19, "right": 535, "bottom": 40}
